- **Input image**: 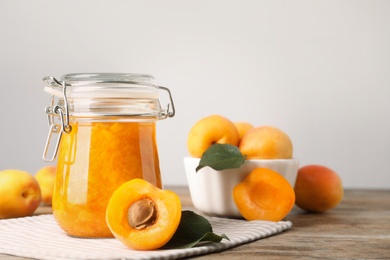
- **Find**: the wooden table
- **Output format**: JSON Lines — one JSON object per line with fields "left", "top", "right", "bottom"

{"left": 1, "top": 188, "right": 389, "bottom": 259}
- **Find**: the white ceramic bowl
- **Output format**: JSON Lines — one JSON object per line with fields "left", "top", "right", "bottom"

{"left": 184, "top": 156, "right": 299, "bottom": 218}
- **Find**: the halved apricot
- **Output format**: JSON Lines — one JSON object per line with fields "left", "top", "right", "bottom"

{"left": 106, "top": 178, "right": 182, "bottom": 250}
{"left": 233, "top": 168, "right": 295, "bottom": 221}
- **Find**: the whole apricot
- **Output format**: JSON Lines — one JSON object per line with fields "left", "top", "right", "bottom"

{"left": 239, "top": 126, "right": 293, "bottom": 159}
{"left": 187, "top": 115, "right": 239, "bottom": 158}
{"left": 233, "top": 168, "right": 295, "bottom": 221}
{"left": 106, "top": 178, "right": 182, "bottom": 250}
{"left": 0, "top": 169, "right": 42, "bottom": 219}
{"left": 234, "top": 122, "right": 254, "bottom": 143}
{"left": 294, "top": 165, "right": 343, "bottom": 213}
{"left": 35, "top": 165, "right": 56, "bottom": 205}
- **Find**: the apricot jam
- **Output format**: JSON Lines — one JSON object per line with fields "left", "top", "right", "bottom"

{"left": 53, "top": 121, "right": 161, "bottom": 237}
{"left": 42, "top": 73, "right": 175, "bottom": 238}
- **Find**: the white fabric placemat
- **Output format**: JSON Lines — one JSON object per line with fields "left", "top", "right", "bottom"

{"left": 0, "top": 214, "right": 292, "bottom": 260}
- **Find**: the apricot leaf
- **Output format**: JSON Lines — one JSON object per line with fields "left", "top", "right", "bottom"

{"left": 163, "top": 210, "right": 229, "bottom": 249}
{"left": 196, "top": 143, "right": 245, "bottom": 172}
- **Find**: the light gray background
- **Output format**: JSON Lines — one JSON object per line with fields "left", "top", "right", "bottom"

{"left": 1, "top": 0, "right": 389, "bottom": 188}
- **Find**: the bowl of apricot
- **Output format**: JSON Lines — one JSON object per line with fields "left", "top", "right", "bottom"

{"left": 184, "top": 157, "right": 299, "bottom": 218}
{"left": 185, "top": 114, "right": 299, "bottom": 219}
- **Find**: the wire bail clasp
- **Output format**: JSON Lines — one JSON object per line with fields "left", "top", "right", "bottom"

{"left": 157, "top": 86, "right": 175, "bottom": 119}
{"left": 42, "top": 77, "right": 72, "bottom": 162}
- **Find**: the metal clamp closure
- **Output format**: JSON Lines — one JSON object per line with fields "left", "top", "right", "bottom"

{"left": 42, "top": 77, "right": 72, "bottom": 162}
{"left": 158, "top": 86, "right": 175, "bottom": 119}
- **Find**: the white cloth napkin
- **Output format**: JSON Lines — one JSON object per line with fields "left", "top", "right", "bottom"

{"left": 0, "top": 214, "right": 292, "bottom": 260}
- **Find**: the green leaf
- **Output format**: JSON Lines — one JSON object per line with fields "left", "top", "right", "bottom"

{"left": 163, "top": 210, "right": 230, "bottom": 249}
{"left": 196, "top": 143, "right": 246, "bottom": 172}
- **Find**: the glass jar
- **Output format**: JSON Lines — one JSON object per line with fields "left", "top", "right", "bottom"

{"left": 42, "top": 73, "right": 175, "bottom": 238}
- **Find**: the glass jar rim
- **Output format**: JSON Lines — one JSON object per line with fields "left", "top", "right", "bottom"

{"left": 44, "top": 73, "right": 161, "bottom": 99}
{"left": 60, "top": 73, "right": 155, "bottom": 86}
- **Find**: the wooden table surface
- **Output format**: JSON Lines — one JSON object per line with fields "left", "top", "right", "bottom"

{"left": 1, "top": 188, "right": 390, "bottom": 260}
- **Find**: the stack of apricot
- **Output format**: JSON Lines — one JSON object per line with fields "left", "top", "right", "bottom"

{"left": 186, "top": 114, "right": 343, "bottom": 221}
{"left": 187, "top": 115, "right": 293, "bottom": 160}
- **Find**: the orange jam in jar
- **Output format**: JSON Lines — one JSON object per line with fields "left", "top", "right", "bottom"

{"left": 42, "top": 73, "right": 175, "bottom": 238}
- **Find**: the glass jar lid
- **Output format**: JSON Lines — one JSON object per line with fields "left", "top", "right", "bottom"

{"left": 43, "top": 73, "right": 175, "bottom": 122}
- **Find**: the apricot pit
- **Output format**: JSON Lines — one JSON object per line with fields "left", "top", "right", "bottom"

{"left": 128, "top": 198, "right": 157, "bottom": 229}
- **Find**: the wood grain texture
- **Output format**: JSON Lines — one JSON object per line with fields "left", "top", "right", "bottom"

{"left": 1, "top": 189, "right": 389, "bottom": 260}
{"left": 191, "top": 189, "right": 390, "bottom": 260}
